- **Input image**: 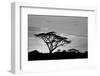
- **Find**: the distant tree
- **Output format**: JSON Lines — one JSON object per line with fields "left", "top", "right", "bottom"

{"left": 68, "top": 48, "right": 79, "bottom": 53}
{"left": 57, "top": 49, "right": 61, "bottom": 52}
{"left": 34, "top": 32, "right": 71, "bottom": 53}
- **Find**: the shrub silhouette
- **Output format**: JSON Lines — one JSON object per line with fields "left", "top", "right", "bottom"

{"left": 30, "top": 50, "right": 39, "bottom": 53}
{"left": 34, "top": 32, "right": 71, "bottom": 53}
{"left": 62, "top": 50, "right": 67, "bottom": 53}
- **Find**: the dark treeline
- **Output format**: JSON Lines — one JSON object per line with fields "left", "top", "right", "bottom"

{"left": 28, "top": 49, "right": 88, "bottom": 61}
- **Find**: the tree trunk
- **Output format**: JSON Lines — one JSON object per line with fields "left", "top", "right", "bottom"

{"left": 50, "top": 50, "right": 53, "bottom": 54}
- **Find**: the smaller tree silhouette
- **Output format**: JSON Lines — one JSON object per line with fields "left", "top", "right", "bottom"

{"left": 34, "top": 32, "right": 71, "bottom": 53}
{"left": 68, "top": 48, "right": 79, "bottom": 53}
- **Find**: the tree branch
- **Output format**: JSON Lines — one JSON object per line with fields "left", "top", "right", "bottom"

{"left": 34, "top": 32, "right": 71, "bottom": 53}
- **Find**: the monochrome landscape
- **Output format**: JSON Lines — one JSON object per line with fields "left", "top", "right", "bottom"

{"left": 28, "top": 15, "right": 88, "bottom": 61}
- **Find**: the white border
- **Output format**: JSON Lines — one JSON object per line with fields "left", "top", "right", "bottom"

{"left": 11, "top": 2, "right": 96, "bottom": 74}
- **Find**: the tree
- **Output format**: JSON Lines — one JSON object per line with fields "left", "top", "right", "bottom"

{"left": 68, "top": 48, "right": 79, "bottom": 53}
{"left": 34, "top": 32, "right": 71, "bottom": 53}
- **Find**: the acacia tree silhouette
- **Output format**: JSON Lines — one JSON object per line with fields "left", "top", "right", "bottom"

{"left": 34, "top": 32, "right": 71, "bottom": 53}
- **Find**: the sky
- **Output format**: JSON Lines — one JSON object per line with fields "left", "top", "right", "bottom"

{"left": 28, "top": 15, "right": 88, "bottom": 53}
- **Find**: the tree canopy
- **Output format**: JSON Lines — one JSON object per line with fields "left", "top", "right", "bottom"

{"left": 34, "top": 32, "right": 71, "bottom": 53}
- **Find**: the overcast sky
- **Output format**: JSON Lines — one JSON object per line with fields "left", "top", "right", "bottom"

{"left": 28, "top": 15, "right": 88, "bottom": 53}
